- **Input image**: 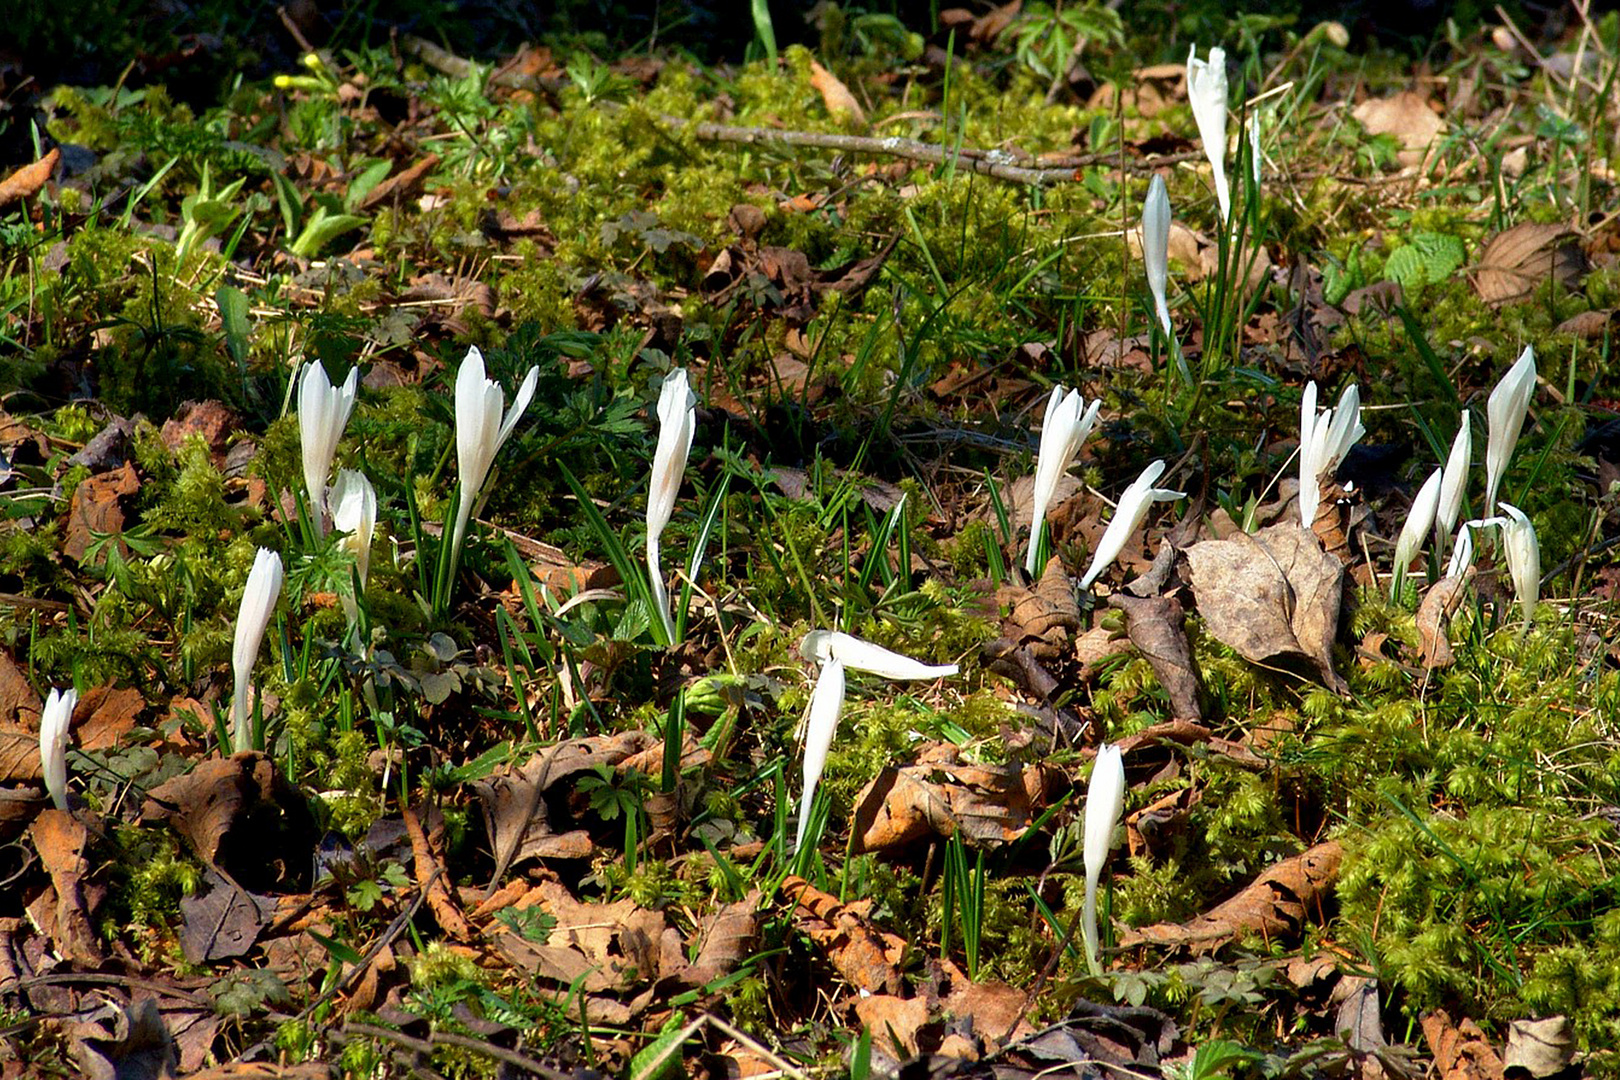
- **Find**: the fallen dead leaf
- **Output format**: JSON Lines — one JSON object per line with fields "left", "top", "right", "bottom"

{"left": 783, "top": 874, "right": 908, "bottom": 995}
{"left": 0, "top": 147, "right": 60, "bottom": 206}
{"left": 403, "top": 804, "right": 473, "bottom": 943}
{"left": 179, "top": 867, "right": 275, "bottom": 963}
{"left": 1416, "top": 574, "right": 1472, "bottom": 669}
{"left": 1471, "top": 222, "right": 1584, "bottom": 305}
{"left": 997, "top": 556, "right": 1081, "bottom": 660}
{"left": 854, "top": 994, "right": 928, "bottom": 1058}
{"left": 809, "top": 60, "right": 866, "bottom": 127}
{"left": 1556, "top": 309, "right": 1616, "bottom": 339}
{"left": 1503, "top": 1016, "right": 1574, "bottom": 1078}
{"left": 1421, "top": 1010, "right": 1505, "bottom": 1080}
{"left": 1108, "top": 594, "right": 1201, "bottom": 721}
{"left": 851, "top": 743, "right": 1056, "bottom": 853}
{"left": 30, "top": 809, "right": 106, "bottom": 966}
{"left": 1352, "top": 91, "right": 1444, "bottom": 168}
{"left": 64, "top": 461, "right": 140, "bottom": 563}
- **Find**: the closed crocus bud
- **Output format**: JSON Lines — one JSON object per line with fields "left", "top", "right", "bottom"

{"left": 1248, "top": 111, "right": 1263, "bottom": 187}
{"left": 1485, "top": 346, "right": 1536, "bottom": 514}
{"left": 1082, "top": 743, "right": 1126, "bottom": 975}
{"left": 41, "top": 687, "right": 76, "bottom": 811}
{"left": 1499, "top": 502, "right": 1540, "bottom": 627}
{"left": 795, "top": 658, "right": 845, "bottom": 854}
{"left": 799, "top": 630, "right": 958, "bottom": 680}
{"left": 1025, "top": 386, "right": 1102, "bottom": 575}
{"left": 330, "top": 469, "right": 376, "bottom": 627}
{"left": 231, "top": 548, "right": 283, "bottom": 753}
{"left": 1436, "top": 412, "right": 1471, "bottom": 537}
{"left": 1392, "top": 467, "right": 1444, "bottom": 597}
{"left": 297, "top": 360, "right": 359, "bottom": 536}
{"left": 1142, "top": 175, "right": 1173, "bottom": 338}
{"left": 647, "top": 368, "right": 697, "bottom": 642}
{"left": 1079, "top": 461, "right": 1185, "bottom": 590}
{"left": 452, "top": 346, "right": 540, "bottom": 563}
{"left": 1298, "top": 382, "right": 1366, "bottom": 528}
{"left": 1186, "top": 46, "right": 1231, "bottom": 222}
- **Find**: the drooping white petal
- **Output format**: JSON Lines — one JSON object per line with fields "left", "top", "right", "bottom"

{"left": 231, "top": 547, "right": 284, "bottom": 753}
{"left": 1446, "top": 522, "right": 1476, "bottom": 580}
{"left": 451, "top": 346, "right": 540, "bottom": 561}
{"left": 799, "top": 630, "right": 959, "bottom": 680}
{"left": 647, "top": 368, "right": 698, "bottom": 641}
{"left": 1078, "top": 461, "right": 1185, "bottom": 589}
{"left": 1082, "top": 743, "right": 1126, "bottom": 975}
{"left": 1436, "top": 412, "right": 1471, "bottom": 536}
{"left": 41, "top": 687, "right": 76, "bottom": 811}
{"left": 795, "top": 659, "right": 846, "bottom": 855}
{"left": 1186, "top": 46, "right": 1231, "bottom": 222}
{"left": 1025, "top": 387, "right": 1101, "bottom": 575}
{"left": 1499, "top": 502, "right": 1540, "bottom": 627}
{"left": 1485, "top": 346, "right": 1536, "bottom": 514}
{"left": 1142, "top": 175, "right": 1172, "bottom": 338}
{"left": 297, "top": 361, "right": 359, "bottom": 535}
{"left": 1392, "top": 467, "right": 1443, "bottom": 597}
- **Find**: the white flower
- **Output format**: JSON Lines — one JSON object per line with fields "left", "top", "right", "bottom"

{"left": 795, "top": 658, "right": 845, "bottom": 854}
{"left": 1297, "top": 382, "right": 1365, "bottom": 528}
{"left": 1079, "top": 460, "right": 1185, "bottom": 589}
{"left": 1025, "top": 386, "right": 1102, "bottom": 575}
{"left": 1436, "top": 412, "right": 1471, "bottom": 537}
{"left": 647, "top": 369, "right": 697, "bottom": 642}
{"left": 799, "top": 630, "right": 959, "bottom": 680}
{"left": 1142, "top": 175, "right": 1173, "bottom": 339}
{"left": 1500, "top": 502, "right": 1540, "bottom": 627}
{"left": 231, "top": 547, "right": 284, "bottom": 753}
{"left": 297, "top": 361, "right": 358, "bottom": 536}
{"left": 452, "top": 346, "right": 540, "bottom": 563}
{"left": 1485, "top": 346, "right": 1536, "bottom": 514}
{"left": 41, "top": 687, "right": 76, "bottom": 811}
{"left": 330, "top": 469, "right": 376, "bottom": 628}
{"left": 1391, "top": 467, "right": 1443, "bottom": 597}
{"left": 1186, "top": 46, "right": 1231, "bottom": 222}
{"left": 1447, "top": 514, "right": 1506, "bottom": 580}
{"left": 1248, "top": 111, "right": 1263, "bottom": 187}
{"left": 1082, "top": 743, "right": 1126, "bottom": 975}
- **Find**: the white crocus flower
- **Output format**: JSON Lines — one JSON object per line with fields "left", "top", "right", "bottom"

{"left": 41, "top": 687, "right": 76, "bottom": 811}
{"left": 231, "top": 547, "right": 284, "bottom": 753}
{"left": 1186, "top": 46, "right": 1231, "bottom": 222}
{"left": 1436, "top": 413, "right": 1471, "bottom": 537}
{"left": 1025, "top": 386, "right": 1102, "bottom": 576}
{"left": 647, "top": 369, "right": 698, "bottom": 642}
{"left": 799, "top": 630, "right": 959, "bottom": 680}
{"left": 795, "top": 658, "right": 846, "bottom": 855}
{"left": 1447, "top": 514, "right": 1506, "bottom": 580}
{"left": 1079, "top": 461, "right": 1185, "bottom": 590}
{"left": 1391, "top": 467, "right": 1443, "bottom": 597}
{"left": 297, "top": 361, "right": 359, "bottom": 536}
{"left": 452, "top": 346, "right": 540, "bottom": 563}
{"left": 330, "top": 469, "right": 376, "bottom": 629}
{"left": 1297, "top": 382, "right": 1366, "bottom": 528}
{"left": 1142, "top": 175, "right": 1173, "bottom": 339}
{"left": 1082, "top": 743, "right": 1127, "bottom": 976}
{"left": 1248, "top": 111, "right": 1263, "bottom": 187}
{"left": 1484, "top": 346, "right": 1536, "bottom": 515}
{"left": 1499, "top": 502, "right": 1540, "bottom": 627}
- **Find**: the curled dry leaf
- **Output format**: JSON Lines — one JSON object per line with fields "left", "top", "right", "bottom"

{"left": 997, "top": 555, "right": 1081, "bottom": 660}
{"left": 142, "top": 752, "right": 317, "bottom": 890}
{"left": 1108, "top": 594, "right": 1201, "bottom": 721}
{"left": 854, "top": 995, "right": 929, "bottom": 1058}
{"left": 783, "top": 874, "right": 908, "bottom": 995}
{"left": 1471, "top": 222, "right": 1584, "bottom": 305}
{"left": 0, "top": 147, "right": 59, "bottom": 206}
{"left": 851, "top": 743, "right": 1056, "bottom": 853}
{"left": 31, "top": 810, "right": 106, "bottom": 966}
{"left": 1505, "top": 1016, "right": 1575, "bottom": 1079}
{"left": 1416, "top": 574, "right": 1472, "bottom": 669}
{"left": 1421, "top": 1010, "right": 1505, "bottom": 1080}
{"left": 1352, "top": 91, "right": 1444, "bottom": 168}
{"left": 808, "top": 59, "right": 866, "bottom": 127}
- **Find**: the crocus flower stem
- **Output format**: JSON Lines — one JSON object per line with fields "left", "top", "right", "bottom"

{"left": 1025, "top": 386, "right": 1101, "bottom": 576}
{"left": 647, "top": 369, "right": 697, "bottom": 644}
{"left": 1083, "top": 744, "right": 1126, "bottom": 976}
{"left": 450, "top": 346, "right": 539, "bottom": 595}
{"left": 231, "top": 548, "right": 283, "bottom": 753}
{"left": 1078, "top": 461, "right": 1185, "bottom": 590}
{"left": 41, "top": 687, "right": 76, "bottom": 811}
{"left": 297, "top": 360, "right": 358, "bottom": 537}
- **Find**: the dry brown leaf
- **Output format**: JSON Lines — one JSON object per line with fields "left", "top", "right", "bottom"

{"left": 1108, "top": 594, "right": 1200, "bottom": 721}
{"left": 0, "top": 147, "right": 59, "bottom": 206}
{"left": 357, "top": 153, "right": 440, "bottom": 211}
{"left": 997, "top": 556, "right": 1081, "bottom": 660}
{"left": 1421, "top": 1010, "right": 1505, "bottom": 1080}
{"left": 851, "top": 744, "right": 1054, "bottom": 853}
{"left": 783, "top": 874, "right": 907, "bottom": 995}
{"left": 808, "top": 60, "right": 866, "bottom": 127}
{"left": 1184, "top": 522, "right": 1347, "bottom": 692}
{"left": 1556, "top": 309, "right": 1616, "bottom": 338}
{"left": 1472, "top": 222, "right": 1584, "bottom": 305}
{"left": 1126, "top": 787, "right": 1201, "bottom": 859}
{"left": 142, "top": 752, "right": 316, "bottom": 888}
{"left": 854, "top": 995, "right": 928, "bottom": 1058}
{"left": 30, "top": 809, "right": 105, "bottom": 966}
{"left": 492, "top": 879, "right": 672, "bottom": 993}
{"left": 1118, "top": 840, "right": 1342, "bottom": 952}
{"left": 1504, "top": 1017, "right": 1574, "bottom": 1079}
{"left": 64, "top": 461, "right": 140, "bottom": 563}
{"left": 1352, "top": 91, "right": 1444, "bottom": 167}
{"left": 1416, "top": 574, "right": 1472, "bottom": 669}
{"left": 403, "top": 804, "right": 473, "bottom": 943}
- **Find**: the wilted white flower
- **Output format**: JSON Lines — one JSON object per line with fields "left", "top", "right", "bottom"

{"left": 1298, "top": 382, "right": 1365, "bottom": 528}
{"left": 1500, "top": 502, "right": 1540, "bottom": 627}
{"left": 1079, "top": 461, "right": 1185, "bottom": 589}
{"left": 452, "top": 346, "right": 540, "bottom": 563}
{"left": 330, "top": 469, "right": 376, "bottom": 629}
{"left": 1025, "top": 386, "right": 1102, "bottom": 576}
{"left": 1485, "top": 346, "right": 1536, "bottom": 514}
{"left": 1436, "top": 412, "right": 1471, "bottom": 537}
{"left": 799, "top": 630, "right": 958, "bottom": 680}
{"left": 297, "top": 361, "right": 359, "bottom": 536}
{"left": 1142, "top": 175, "right": 1173, "bottom": 339}
{"left": 231, "top": 547, "right": 284, "bottom": 753}
{"left": 1082, "top": 743, "right": 1126, "bottom": 975}
{"left": 41, "top": 687, "right": 76, "bottom": 811}
{"left": 1186, "top": 46, "right": 1231, "bottom": 222}
{"left": 795, "top": 658, "right": 845, "bottom": 855}
{"left": 647, "top": 369, "right": 697, "bottom": 642}
{"left": 1392, "top": 467, "right": 1443, "bottom": 597}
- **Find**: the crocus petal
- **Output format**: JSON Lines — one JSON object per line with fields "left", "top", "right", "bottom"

{"left": 1298, "top": 382, "right": 1364, "bottom": 528}
{"left": 799, "top": 630, "right": 959, "bottom": 680}
{"left": 1436, "top": 412, "right": 1471, "bottom": 536}
{"left": 1082, "top": 743, "right": 1126, "bottom": 975}
{"left": 41, "top": 687, "right": 76, "bottom": 811}
{"left": 1392, "top": 467, "right": 1443, "bottom": 596}
{"left": 1485, "top": 346, "right": 1536, "bottom": 514}
{"left": 647, "top": 369, "right": 698, "bottom": 641}
{"left": 1079, "top": 461, "right": 1185, "bottom": 589}
{"left": 451, "top": 347, "right": 538, "bottom": 560}
{"left": 1143, "top": 175, "right": 1172, "bottom": 338}
{"left": 231, "top": 548, "right": 283, "bottom": 753}
{"left": 1500, "top": 502, "right": 1540, "bottom": 627}
{"left": 1298, "top": 382, "right": 1321, "bottom": 527}
{"left": 1186, "top": 46, "right": 1231, "bottom": 222}
{"left": 330, "top": 469, "right": 376, "bottom": 627}
{"left": 1248, "top": 111, "right": 1263, "bottom": 187}
{"left": 795, "top": 659, "right": 846, "bottom": 854}
{"left": 1025, "top": 387, "right": 1100, "bottom": 575}
{"left": 298, "top": 361, "right": 359, "bottom": 535}
{"left": 1446, "top": 522, "right": 1476, "bottom": 580}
